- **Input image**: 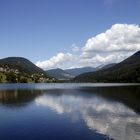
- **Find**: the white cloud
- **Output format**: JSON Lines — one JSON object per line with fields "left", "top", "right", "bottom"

{"left": 36, "top": 24, "right": 140, "bottom": 69}
{"left": 83, "top": 24, "right": 140, "bottom": 53}
{"left": 36, "top": 52, "right": 75, "bottom": 70}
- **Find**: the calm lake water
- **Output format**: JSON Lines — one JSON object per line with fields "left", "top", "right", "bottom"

{"left": 0, "top": 83, "right": 140, "bottom": 140}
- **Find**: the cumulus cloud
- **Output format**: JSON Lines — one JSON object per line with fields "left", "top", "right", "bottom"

{"left": 83, "top": 24, "right": 140, "bottom": 53}
{"left": 36, "top": 53, "right": 75, "bottom": 70}
{"left": 36, "top": 24, "right": 140, "bottom": 70}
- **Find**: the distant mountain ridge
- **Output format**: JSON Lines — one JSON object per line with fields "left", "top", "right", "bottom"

{"left": 46, "top": 68, "right": 74, "bottom": 80}
{"left": 74, "top": 51, "right": 140, "bottom": 82}
{"left": 65, "top": 67, "right": 97, "bottom": 76}
{"left": 46, "top": 64, "right": 117, "bottom": 80}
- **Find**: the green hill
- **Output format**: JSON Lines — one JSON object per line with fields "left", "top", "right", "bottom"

{"left": 0, "top": 57, "right": 54, "bottom": 83}
{"left": 74, "top": 51, "right": 140, "bottom": 83}
{"left": 0, "top": 57, "right": 46, "bottom": 75}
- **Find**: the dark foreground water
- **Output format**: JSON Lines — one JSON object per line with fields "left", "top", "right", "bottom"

{"left": 0, "top": 83, "right": 140, "bottom": 140}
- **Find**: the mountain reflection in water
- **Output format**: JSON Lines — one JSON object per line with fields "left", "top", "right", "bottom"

{"left": 0, "top": 89, "right": 44, "bottom": 107}
{"left": 0, "top": 84, "right": 140, "bottom": 140}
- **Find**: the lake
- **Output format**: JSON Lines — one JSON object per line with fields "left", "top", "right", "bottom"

{"left": 0, "top": 83, "right": 140, "bottom": 140}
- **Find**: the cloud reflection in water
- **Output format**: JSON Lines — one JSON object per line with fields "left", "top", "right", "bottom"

{"left": 35, "top": 93, "right": 140, "bottom": 140}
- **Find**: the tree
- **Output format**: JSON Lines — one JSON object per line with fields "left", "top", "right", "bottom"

{"left": 6, "top": 72, "right": 17, "bottom": 83}
{"left": 20, "top": 77, "right": 28, "bottom": 83}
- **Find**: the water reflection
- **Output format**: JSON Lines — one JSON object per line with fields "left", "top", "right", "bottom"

{"left": 35, "top": 88, "right": 140, "bottom": 140}
{"left": 0, "top": 84, "right": 140, "bottom": 140}
{"left": 82, "top": 86, "right": 140, "bottom": 114}
{"left": 0, "top": 89, "right": 44, "bottom": 107}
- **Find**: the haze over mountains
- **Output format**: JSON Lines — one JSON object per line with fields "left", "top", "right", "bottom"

{"left": 46, "top": 68, "right": 74, "bottom": 80}
{"left": 65, "top": 67, "right": 97, "bottom": 76}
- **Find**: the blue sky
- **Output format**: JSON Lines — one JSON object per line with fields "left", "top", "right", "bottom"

{"left": 0, "top": 0, "right": 140, "bottom": 69}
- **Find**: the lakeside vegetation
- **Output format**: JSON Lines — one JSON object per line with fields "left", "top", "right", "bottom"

{"left": 0, "top": 71, "right": 55, "bottom": 83}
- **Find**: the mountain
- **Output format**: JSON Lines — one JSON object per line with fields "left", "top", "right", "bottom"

{"left": 65, "top": 67, "right": 97, "bottom": 76}
{"left": 46, "top": 68, "right": 74, "bottom": 80}
{"left": 0, "top": 57, "right": 54, "bottom": 83}
{"left": 100, "top": 63, "right": 117, "bottom": 70}
{"left": 0, "top": 57, "right": 46, "bottom": 75}
{"left": 74, "top": 51, "right": 140, "bottom": 82}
